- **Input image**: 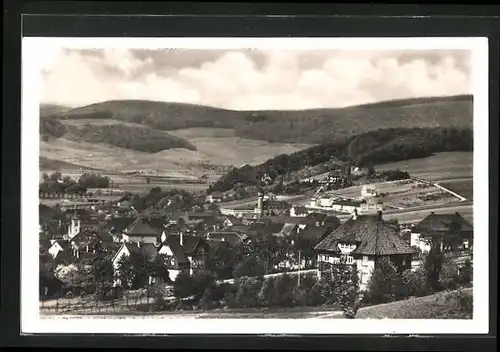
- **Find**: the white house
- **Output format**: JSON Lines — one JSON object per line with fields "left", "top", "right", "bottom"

{"left": 361, "top": 185, "right": 377, "bottom": 198}
{"left": 315, "top": 212, "right": 416, "bottom": 291}
{"left": 48, "top": 241, "right": 65, "bottom": 259}
{"left": 290, "top": 206, "right": 309, "bottom": 217}
{"left": 206, "top": 191, "right": 224, "bottom": 203}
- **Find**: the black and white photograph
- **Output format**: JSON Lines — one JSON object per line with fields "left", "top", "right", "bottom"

{"left": 21, "top": 37, "right": 489, "bottom": 334}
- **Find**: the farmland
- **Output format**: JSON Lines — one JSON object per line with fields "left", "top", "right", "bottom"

{"left": 376, "top": 151, "right": 473, "bottom": 181}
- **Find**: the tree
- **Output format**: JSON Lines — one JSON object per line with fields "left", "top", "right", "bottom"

{"left": 233, "top": 256, "right": 265, "bottom": 278}
{"left": 367, "top": 257, "right": 401, "bottom": 304}
{"left": 424, "top": 245, "right": 445, "bottom": 291}
{"left": 115, "top": 255, "right": 135, "bottom": 290}
{"left": 42, "top": 172, "right": 49, "bottom": 182}
{"left": 205, "top": 242, "right": 239, "bottom": 280}
{"left": 92, "top": 254, "right": 115, "bottom": 300}
{"left": 367, "top": 164, "right": 376, "bottom": 178}
{"left": 173, "top": 271, "right": 195, "bottom": 299}
{"left": 54, "top": 263, "right": 93, "bottom": 295}
{"left": 49, "top": 171, "right": 62, "bottom": 182}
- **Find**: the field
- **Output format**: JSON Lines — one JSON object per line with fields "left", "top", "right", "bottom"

{"left": 376, "top": 151, "right": 473, "bottom": 181}
{"left": 356, "top": 288, "right": 472, "bottom": 319}
{"left": 439, "top": 179, "right": 474, "bottom": 201}
{"left": 40, "top": 125, "right": 312, "bottom": 179}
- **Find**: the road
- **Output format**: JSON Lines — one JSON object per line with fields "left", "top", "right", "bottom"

{"left": 336, "top": 202, "right": 473, "bottom": 224}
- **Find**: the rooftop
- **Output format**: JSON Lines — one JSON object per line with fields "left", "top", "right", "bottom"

{"left": 315, "top": 213, "right": 416, "bottom": 256}
{"left": 414, "top": 212, "right": 473, "bottom": 234}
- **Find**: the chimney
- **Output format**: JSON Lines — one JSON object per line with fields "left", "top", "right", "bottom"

{"left": 257, "top": 192, "right": 264, "bottom": 216}
{"left": 180, "top": 232, "right": 184, "bottom": 247}
{"left": 353, "top": 209, "right": 358, "bottom": 220}
{"left": 431, "top": 211, "right": 435, "bottom": 215}
{"left": 377, "top": 210, "right": 383, "bottom": 220}
{"left": 137, "top": 241, "right": 141, "bottom": 248}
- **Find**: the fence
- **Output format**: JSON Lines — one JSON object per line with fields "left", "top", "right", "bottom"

{"left": 39, "top": 291, "right": 166, "bottom": 314}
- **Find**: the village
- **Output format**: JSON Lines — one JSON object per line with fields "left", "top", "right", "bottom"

{"left": 38, "top": 164, "right": 474, "bottom": 318}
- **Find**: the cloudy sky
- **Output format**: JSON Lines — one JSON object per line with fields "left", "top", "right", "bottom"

{"left": 40, "top": 48, "right": 472, "bottom": 110}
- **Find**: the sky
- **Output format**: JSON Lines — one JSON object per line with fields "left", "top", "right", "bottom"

{"left": 40, "top": 48, "right": 472, "bottom": 110}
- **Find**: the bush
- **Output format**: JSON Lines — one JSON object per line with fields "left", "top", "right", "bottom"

{"left": 150, "top": 284, "right": 168, "bottom": 312}
{"left": 424, "top": 246, "right": 445, "bottom": 291}
{"left": 233, "top": 257, "right": 265, "bottom": 278}
{"left": 401, "top": 268, "right": 431, "bottom": 297}
{"left": 459, "top": 259, "right": 473, "bottom": 286}
{"left": 234, "top": 276, "right": 264, "bottom": 308}
{"left": 173, "top": 271, "right": 195, "bottom": 299}
{"left": 367, "top": 257, "right": 401, "bottom": 304}
{"left": 439, "top": 261, "right": 461, "bottom": 291}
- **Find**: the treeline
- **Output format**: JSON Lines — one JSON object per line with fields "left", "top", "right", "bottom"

{"left": 39, "top": 171, "right": 111, "bottom": 195}
{"left": 40, "top": 118, "right": 66, "bottom": 141}
{"left": 65, "top": 124, "right": 197, "bottom": 153}
{"left": 211, "top": 127, "right": 473, "bottom": 192}
{"left": 119, "top": 187, "right": 196, "bottom": 212}
{"left": 47, "top": 96, "right": 472, "bottom": 144}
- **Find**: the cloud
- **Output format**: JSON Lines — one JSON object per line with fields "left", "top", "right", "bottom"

{"left": 40, "top": 48, "right": 471, "bottom": 110}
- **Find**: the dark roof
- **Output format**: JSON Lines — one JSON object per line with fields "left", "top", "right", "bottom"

{"left": 107, "top": 217, "right": 135, "bottom": 233}
{"left": 323, "top": 215, "right": 341, "bottom": 226}
{"left": 186, "top": 211, "right": 218, "bottom": 219}
{"left": 125, "top": 217, "right": 161, "bottom": 237}
{"left": 306, "top": 212, "right": 328, "bottom": 223}
{"left": 292, "top": 206, "right": 308, "bottom": 214}
{"left": 162, "top": 236, "right": 190, "bottom": 264}
{"left": 205, "top": 231, "right": 245, "bottom": 246}
{"left": 414, "top": 212, "right": 473, "bottom": 233}
{"left": 224, "top": 215, "right": 243, "bottom": 225}
{"left": 227, "top": 224, "right": 249, "bottom": 233}
{"left": 125, "top": 242, "right": 159, "bottom": 260}
{"left": 262, "top": 216, "right": 317, "bottom": 226}
{"left": 297, "top": 226, "right": 331, "bottom": 243}
{"left": 281, "top": 223, "right": 299, "bottom": 236}
{"left": 165, "top": 234, "right": 204, "bottom": 255}
{"left": 315, "top": 214, "right": 416, "bottom": 256}
{"left": 332, "top": 199, "right": 366, "bottom": 206}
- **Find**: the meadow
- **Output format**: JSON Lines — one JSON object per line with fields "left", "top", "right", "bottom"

{"left": 376, "top": 151, "right": 473, "bottom": 181}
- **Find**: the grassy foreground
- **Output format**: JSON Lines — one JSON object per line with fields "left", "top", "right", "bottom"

{"left": 356, "top": 288, "right": 473, "bottom": 319}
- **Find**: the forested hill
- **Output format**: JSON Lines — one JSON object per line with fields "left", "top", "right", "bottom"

{"left": 211, "top": 126, "right": 473, "bottom": 192}
{"left": 41, "top": 95, "right": 473, "bottom": 144}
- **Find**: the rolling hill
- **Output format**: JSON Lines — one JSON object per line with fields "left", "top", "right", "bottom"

{"left": 40, "top": 103, "right": 72, "bottom": 118}
{"left": 39, "top": 95, "right": 473, "bottom": 179}
{"left": 44, "top": 95, "right": 473, "bottom": 144}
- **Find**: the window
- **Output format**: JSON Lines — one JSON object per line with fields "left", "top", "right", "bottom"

{"left": 346, "top": 256, "right": 354, "bottom": 265}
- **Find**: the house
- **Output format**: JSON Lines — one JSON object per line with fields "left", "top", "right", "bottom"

{"left": 226, "top": 224, "right": 249, "bottom": 237}
{"left": 157, "top": 236, "right": 190, "bottom": 281}
{"left": 262, "top": 216, "right": 317, "bottom": 229}
{"left": 111, "top": 242, "right": 164, "bottom": 286}
{"left": 412, "top": 212, "right": 474, "bottom": 252}
{"left": 321, "top": 215, "right": 342, "bottom": 231}
{"left": 206, "top": 191, "right": 224, "bottom": 203}
{"left": 159, "top": 233, "right": 210, "bottom": 273}
{"left": 330, "top": 199, "right": 367, "bottom": 214}
{"left": 204, "top": 231, "right": 247, "bottom": 247}
{"left": 361, "top": 185, "right": 377, "bottom": 198}
{"left": 122, "top": 217, "right": 161, "bottom": 244}
{"left": 107, "top": 217, "right": 135, "bottom": 242}
{"left": 306, "top": 212, "right": 327, "bottom": 225}
{"left": 290, "top": 206, "right": 309, "bottom": 217}
{"left": 48, "top": 241, "right": 66, "bottom": 259}
{"left": 314, "top": 211, "right": 416, "bottom": 290}
{"left": 222, "top": 215, "right": 243, "bottom": 228}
